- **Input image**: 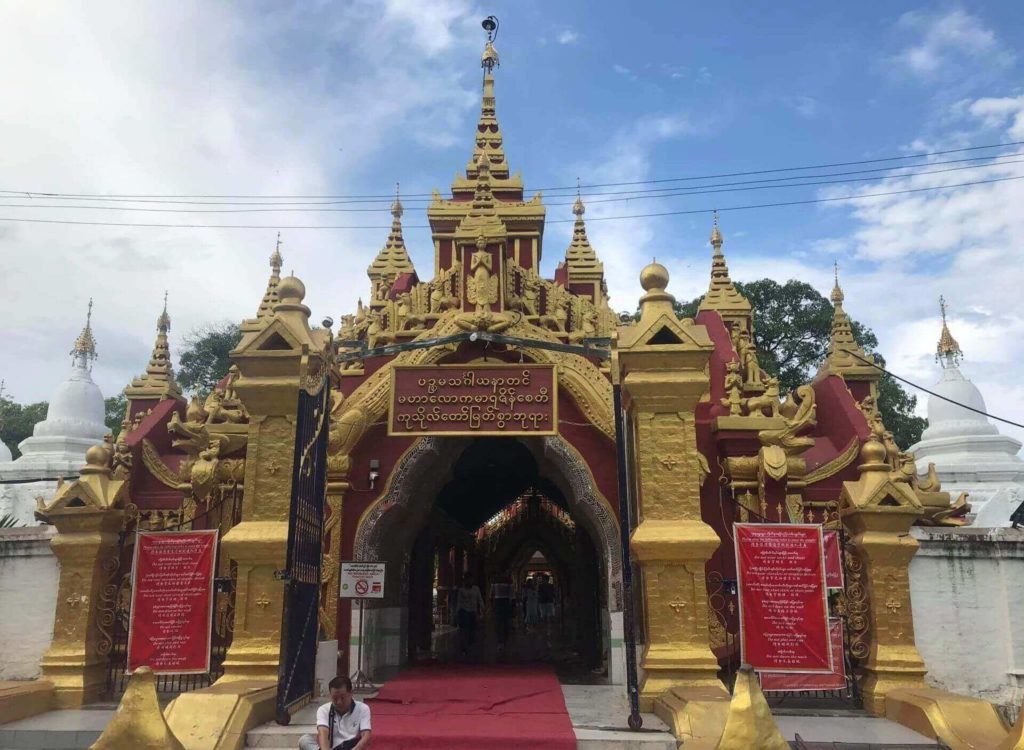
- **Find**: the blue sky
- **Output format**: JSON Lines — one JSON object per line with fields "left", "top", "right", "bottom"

{"left": 1, "top": 1, "right": 1022, "bottom": 443}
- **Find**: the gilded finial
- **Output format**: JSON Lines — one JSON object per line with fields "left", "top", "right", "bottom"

{"left": 392, "top": 182, "right": 403, "bottom": 220}
{"left": 936, "top": 295, "right": 963, "bottom": 368}
{"left": 270, "top": 232, "right": 283, "bottom": 270}
{"left": 367, "top": 178, "right": 415, "bottom": 302}
{"left": 830, "top": 261, "right": 844, "bottom": 305}
{"left": 71, "top": 297, "right": 98, "bottom": 367}
{"left": 699, "top": 213, "right": 752, "bottom": 319}
{"left": 157, "top": 291, "right": 170, "bottom": 333}
{"left": 124, "top": 295, "right": 182, "bottom": 402}
{"left": 710, "top": 210, "right": 723, "bottom": 252}
{"left": 565, "top": 179, "right": 604, "bottom": 286}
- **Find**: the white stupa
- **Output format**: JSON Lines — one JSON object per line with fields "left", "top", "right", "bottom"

{"left": 0, "top": 301, "right": 108, "bottom": 523}
{"left": 909, "top": 297, "right": 1024, "bottom": 527}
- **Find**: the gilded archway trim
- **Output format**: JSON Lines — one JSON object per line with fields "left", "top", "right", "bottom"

{"left": 332, "top": 313, "right": 614, "bottom": 447}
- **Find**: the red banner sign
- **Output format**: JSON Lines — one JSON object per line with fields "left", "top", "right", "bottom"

{"left": 389, "top": 364, "right": 558, "bottom": 436}
{"left": 823, "top": 530, "right": 844, "bottom": 589}
{"left": 127, "top": 530, "right": 218, "bottom": 674}
{"left": 759, "top": 619, "right": 847, "bottom": 692}
{"left": 735, "top": 523, "right": 832, "bottom": 673}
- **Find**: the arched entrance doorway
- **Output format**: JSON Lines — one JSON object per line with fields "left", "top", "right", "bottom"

{"left": 350, "top": 434, "right": 622, "bottom": 682}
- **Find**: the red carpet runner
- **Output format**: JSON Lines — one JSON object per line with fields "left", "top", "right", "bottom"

{"left": 368, "top": 664, "right": 576, "bottom": 750}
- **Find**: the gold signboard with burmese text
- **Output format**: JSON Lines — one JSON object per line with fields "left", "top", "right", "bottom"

{"left": 388, "top": 364, "right": 558, "bottom": 436}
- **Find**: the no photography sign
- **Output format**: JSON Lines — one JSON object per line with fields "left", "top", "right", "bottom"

{"left": 340, "top": 561, "right": 386, "bottom": 600}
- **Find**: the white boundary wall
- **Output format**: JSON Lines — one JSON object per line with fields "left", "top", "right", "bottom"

{"left": 910, "top": 526, "right": 1024, "bottom": 714}
{"left": 0, "top": 526, "right": 58, "bottom": 680}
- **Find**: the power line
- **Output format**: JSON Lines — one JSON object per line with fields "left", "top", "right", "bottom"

{"left": 3, "top": 148, "right": 1022, "bottom": 208}
{"left": 1, "top": 154, "right": 1021, "bottom": 214}
{"left": 0, "top": 139, "right": 1020, "bottom": 201}
{"left": 0, "top": 173, "right": 1018, "bottom": 230}
{"left": 847, "top": 351, "right": 1024, "bottom": 431}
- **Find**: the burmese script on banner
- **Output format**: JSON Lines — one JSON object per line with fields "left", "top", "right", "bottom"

{"left": 823, "top": 530, "right": 844, "bottom": 589}
{"left": 389, "top": 364, "right": 557, "bottom": 436}
{"left": 127, "top": 530, "right": 218, "bottom": 675}
{"left": 759, "top": 618, "right": 847, "bottom": 692}
{"left": 735, "top": 523, "right": 832, "bottom": 673}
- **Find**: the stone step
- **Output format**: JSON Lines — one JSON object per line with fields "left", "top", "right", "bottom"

{"left": 0, "top": 709, "right": 110, "bottom": 750}
{"left": 243, "top": 726, "right": 677, "bottom": 749}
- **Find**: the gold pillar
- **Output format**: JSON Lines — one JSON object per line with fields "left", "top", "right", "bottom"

{"left": 220, "top": 275, "right": 330, "bottom": 681}
{"left": 840, "top": 437, "right": 927, "bottom": 716}
{"left": 36, "top": 445, "right": 128, "bottom": 708}
{"left": 617, "top": 262, "right": 724, "bottom": 708}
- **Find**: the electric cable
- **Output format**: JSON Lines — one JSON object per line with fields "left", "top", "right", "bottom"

{"left": 847, "top": 351, "right": 1024, "bottom": 430}
{"left": 0, "top": 173, "right": 1018, "bottom": 230}
{"left": 0, "top": 153, "right": 1020, "bottom": 213}
{"left": 0, "top": 139, "right": 1020, "bottom": 201}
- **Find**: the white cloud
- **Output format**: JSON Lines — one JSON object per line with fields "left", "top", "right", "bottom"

{"left": 555, "top": 113, "right": 704, "bottom": 313}
{"left": 891, "top": 8, "right": 1013, "bottom": 77}
{"left": 968, "top": 95, "right": 1024, "bottom": 139}
{"left": 809, "top": 93, "right": 1024, "bottom": 446}
{"left": 784, "top": 95, "right": 819, "bottom": 119}
{"left": 613, "top": 64, "right": 631, "bottom": 75}
{"left": 557, "top": 29, "right": 579, "bottom": 45}
{"left": 0, "top": 1, "right": 483, "bottom": 404}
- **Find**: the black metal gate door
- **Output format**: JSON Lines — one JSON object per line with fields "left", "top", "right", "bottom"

{"left": 276, "top": 375, "right": 329, "bottom": 722}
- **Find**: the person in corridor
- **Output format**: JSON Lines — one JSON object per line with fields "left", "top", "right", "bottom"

{"left": 298, "top": 676, "right": 371, "bottom": 750}
{"left": 490, "top": 573, "right": 514, "bottom": 651}
{"left": 456, "top": 574, "right": 486, "bottom": 657}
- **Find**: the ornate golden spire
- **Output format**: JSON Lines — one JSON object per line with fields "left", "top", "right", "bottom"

{"left": 565, "top": 182, "right": 604, "bottom": 279}
{"left": 822, "top": 263, "right": 875, "bottom": 379}
{"left": 830, "top": 260, "right": 844, "bottom": 305}
{"left": 125, "top": 293, "right": 182, "bottom": 401}
{"left": 465, "top": 31, "right": 509, "bottom": 181}
{"left": 256, "top": 234, "right": 284, "bottom": 319}
{"left": 367, "top": 183, "right": 416, "bottom": 303}
{"left": 936, "top": 295, "right": 963, "bottom": 368}
{"left": 71, "top": 298, "right": 98, "bottom": 369}
{"left": 698, "top": 212, "right": 752, "bottom": 320}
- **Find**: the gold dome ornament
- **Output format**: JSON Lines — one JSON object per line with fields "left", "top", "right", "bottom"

{"left": 639, "top": 259, "right": 670, "bottom": 292}
{"left": 277, "top": 275, "right": 306, "bottom": 304}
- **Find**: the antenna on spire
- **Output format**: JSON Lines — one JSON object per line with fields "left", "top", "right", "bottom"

{"left": 481, "top": 16, "right": 500, "bottom": 73}
{"left": 482, "top": 15, "right": 499, "bottom": 42}
{"left": 833, "top": 260, "right": 839, "bottom": 286}
{"left": 939, "top": 294, "right": 948, "bottom": 324}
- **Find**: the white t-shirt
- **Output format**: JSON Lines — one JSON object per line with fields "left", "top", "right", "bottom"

{"left": 455, "top": 585, "right": 485, "bottom": 613}
{"left": 316, "top": 700, "right": 371, "bottom": 749}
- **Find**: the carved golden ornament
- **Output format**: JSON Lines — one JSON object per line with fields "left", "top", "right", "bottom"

{"left": 88, "top": 666, "right": 187, "bottom": 750}
{"left": 659, "top": 456, "right": 679, "bottom": 470}
{"left": 885, "top": 596, "right": 901, "bottom": 615}
{"left": 332, "top": 313, "right": 614, "bottom": 456}
{"left": 844, "top": 548, "right": 870, "bottom": 660}
{"left": 255, "top": 593, "right": 270, "bottom": 609}
{"left": 141, "top": 439, "right": 187, "bottom": 490}
{"left": 714, "top": 665, "right": 791, "bottom": 750}
{"left": 668, "top": 598, "right": 687, "bottom": 614}
{"left": 706, "top": 571, "right": 730, "bottom": 650}
{"left": 95, "top": 553, "right": 120, "bottom": 657}
{"left": 804, "top": 438, "right": 860, "bottom": 485}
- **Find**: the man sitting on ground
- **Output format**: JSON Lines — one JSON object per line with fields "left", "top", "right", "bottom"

{"left": 299, "top": 676, "right": 371, "bottom": 750}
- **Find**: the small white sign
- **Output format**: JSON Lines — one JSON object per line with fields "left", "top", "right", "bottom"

{"left": 340, "top": 561, "right": 387, "bottom": 599}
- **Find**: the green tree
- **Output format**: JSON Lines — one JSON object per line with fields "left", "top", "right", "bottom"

{"left": 675, "top": 279, "right": 926, "bottom": 449}
{"left": 105, "top": 393, "right": 128, "bottom": 439}
{"left": 177, "top": 322, "right": 242, "bottom": 396}
{"left": 0, "top": 398, "right": 49, "bottom": 460}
